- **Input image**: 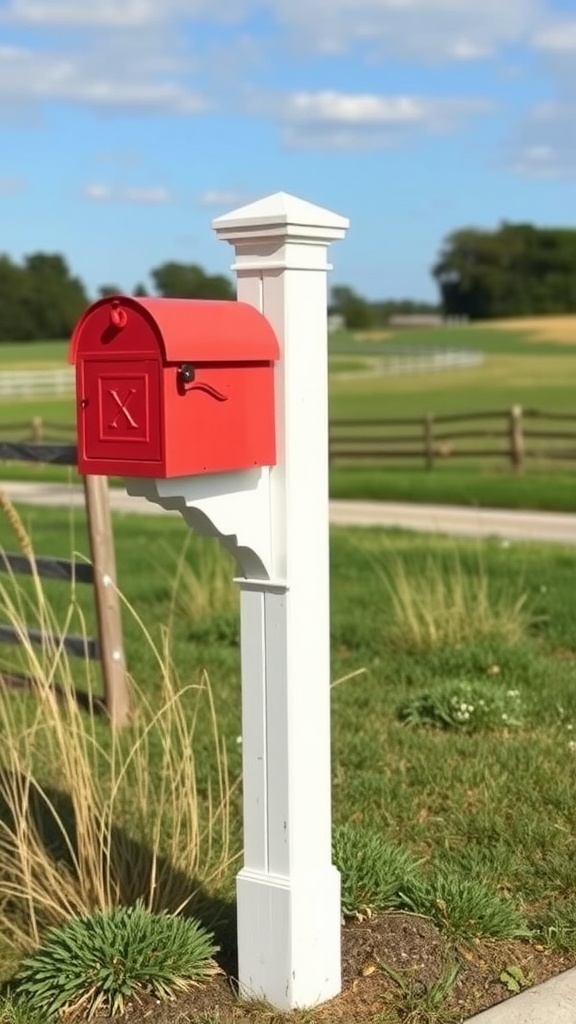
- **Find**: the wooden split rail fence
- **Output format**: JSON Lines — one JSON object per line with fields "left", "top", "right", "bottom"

{"left": 3, "top": 409, "right": 576, "bottom": 473}
{"left": 329, "top": 406, "right": 576, "bottom": 470}
{"left": 0, "top": 439, "right": 129, "bottom": 726}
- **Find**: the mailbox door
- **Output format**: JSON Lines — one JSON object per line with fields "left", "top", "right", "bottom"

{"left": 80, "top": 359, "right": 163, "bottom": 464}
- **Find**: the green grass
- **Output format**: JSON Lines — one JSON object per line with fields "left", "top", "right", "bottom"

{"left": 331, "top": 324, "right": 576, "bottom": 357}
{"left": 0, "top": 506, "right": 575, "bottom": 1015}
{"left": 329, "top": 464, "right": 576, "bottom": 510}
{"left": 0, "top": 510, "right": 574, "bottom": 918}
{"left": 0, "top": 340, "right": 69, "bottom": 369}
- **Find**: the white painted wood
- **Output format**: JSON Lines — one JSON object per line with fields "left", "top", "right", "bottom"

{"left": 126, "top": 191, "right": 349, "bottom": 1011}
{"left": 214, "top": 192, "right": 349, "bottom": 1008}
{"left": 126, "top": 468, "right": 274, "bottom": 578}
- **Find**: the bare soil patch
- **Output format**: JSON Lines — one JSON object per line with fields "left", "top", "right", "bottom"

{"left": 86, "top": 912, "right": 575, "bottom": 1023}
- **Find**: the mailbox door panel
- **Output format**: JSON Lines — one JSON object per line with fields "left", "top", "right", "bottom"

{"left": 80, "top": 359, "right": 163, "bottom": 464}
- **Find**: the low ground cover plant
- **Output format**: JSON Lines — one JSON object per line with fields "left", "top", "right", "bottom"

{"left": 397, "top": 679, "right": 525, "bottom": 732}
{"left": 12, "top": 903, "right": 219, "bottom": 1019}
{"left": 333, "top": 824, "right": 421, "bottom": 918}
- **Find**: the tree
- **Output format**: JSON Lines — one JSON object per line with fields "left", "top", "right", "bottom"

{"left": 0, "top": 252, "right": 89, "bottom": 341}
{"left": 150, "top": 262, "right": 234, "bottom": 300}
{"left": 0, "top": 256, "right": 35, "bottom": 341}
{"left": 98, "top": 284, "right": 122, "bottom": 298}
{"left": 330, "top": 285, "right": 379, "bottom": 330}
{"left": 432, "top": 223, "right": 576, "bottom": 319}
{"left": 23, "top": 253, "right": 89, "bottom": 339}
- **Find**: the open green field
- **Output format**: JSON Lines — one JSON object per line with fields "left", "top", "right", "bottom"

{"left": 0, "top": 507, "right": 575, "bottom": 1019}
{"left": 0, "top": 340, "right": 69, "bottom": 369}
{"left": 0, "top": 321, "right": 575, "bottom": 510}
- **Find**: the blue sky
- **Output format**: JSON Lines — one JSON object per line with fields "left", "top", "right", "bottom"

{"left": 1, "top": 0, "right": 576, "bottom": 302}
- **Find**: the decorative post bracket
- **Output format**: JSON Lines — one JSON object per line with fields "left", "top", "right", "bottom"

{"left": 126, "top": 467, "right": 274, "bottom": 580}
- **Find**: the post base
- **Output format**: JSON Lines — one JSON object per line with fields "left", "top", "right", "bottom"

{"left": 236, "top": 865, "right": 341, "bottom": 1010}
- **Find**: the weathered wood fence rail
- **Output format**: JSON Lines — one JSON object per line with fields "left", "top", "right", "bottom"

{"left": 329, "top": 406, "right": 576, "bottom": 470}
{"left": 3, "top": 412, "right": 576, "bottom": 472}
{"left": 0, "top": 440, "right": 129, "bottom": 725}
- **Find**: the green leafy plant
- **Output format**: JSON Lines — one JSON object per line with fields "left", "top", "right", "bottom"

{"left": 404, "top": 872, "right": 529, "bottom": 941}
{"left": 13, "top": 902, "right": 219, "bottom": 1019}
{"left": 397, "top": 680, "right": 525, "bottom": 732}
{"left": 499, "top": 964, "right": 532, "bottom": 993}
{"left": 333, "top": 824, "right": 422, "bottom": 918}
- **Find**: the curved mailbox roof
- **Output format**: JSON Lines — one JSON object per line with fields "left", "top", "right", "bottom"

{"left": 70, "top": 295, "right": 280, "bottom": 364}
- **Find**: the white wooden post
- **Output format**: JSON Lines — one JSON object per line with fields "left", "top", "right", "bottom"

{"left": 213, "top": 193, "right": 349, "bottom": 1008}
{"left": 125, "top": 191, "right": 349, "bottom": 1010}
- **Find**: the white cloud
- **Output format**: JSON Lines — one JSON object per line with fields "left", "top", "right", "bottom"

{"left": 265, "top": 0, "right": 549, "bottom": 61}
{"left": 198, "top": 189, "right": 253, "bottom": 207}
{"left": 276, "top": 90, "right": 492, "bottom": 148}
{"left": 533, "top": 20, "right": 576, "bottom": 53}
{"left": 2, "top": 0, "right": 555, "bottom": 62}
{"left": 83, "top": 183, "right": 174, "bottom": 203}
{"left": 9, "top": 0, "right": 160, "bottom": 27}
{"left": 0, "top": 43, "right": 208, "bottom": 112}
{"left": 5, "top": 0, "right": 246, "bottom": 27}
{"left": 506, "top": 101, "right": 576, "bottom": 179}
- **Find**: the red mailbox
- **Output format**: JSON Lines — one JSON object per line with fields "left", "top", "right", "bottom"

{"left": 70, "top": 295, "right": 279, "bottom": 478}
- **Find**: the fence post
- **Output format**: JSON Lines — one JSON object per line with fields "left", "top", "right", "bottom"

{"left": 31, "top": 417, "right": 43, "bottom": 443}
{"left": 509, "top": 405, "right": 525, "bottom": 471}
{"left": 83, "top": 475, "right": 129, "bottom": 726}
{"left": 424, "top": 413, "right": 435, "bottom": 470}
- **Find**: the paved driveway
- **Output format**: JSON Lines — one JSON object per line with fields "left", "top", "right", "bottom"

{"left": 0, "top": 482, "right": 574, "bottom": 544}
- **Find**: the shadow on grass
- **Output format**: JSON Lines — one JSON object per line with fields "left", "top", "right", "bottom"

{"left": 0, "top": 769, "right": 238, "bottom": 980}
{"left": 0, "top": 672, "right": 109, "bottom": 719}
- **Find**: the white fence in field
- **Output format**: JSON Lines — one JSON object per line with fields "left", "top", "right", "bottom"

{"left": 0, "top": 368, "right": 74, "bottom": 397}
{"left": 380, "top": 349, "right": 484, "bottom": 375}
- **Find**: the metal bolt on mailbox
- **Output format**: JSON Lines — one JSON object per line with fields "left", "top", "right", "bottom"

{"left": 70, "top": 192, "right": 349, "bottom": 1010}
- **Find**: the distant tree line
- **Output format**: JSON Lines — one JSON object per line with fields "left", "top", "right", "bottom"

{"left": 2, "top": 221, "right": 576, "bottom": 340}
{"left": 329, "top": 286, "right": 439, "bottom": 330}
{"left": 0, "top": 256, "right": 235, "bottom": 342}
{"left": 433, "top": 223, "right": 576, "bottom": 320}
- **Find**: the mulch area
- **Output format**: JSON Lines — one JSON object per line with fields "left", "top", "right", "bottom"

{"left": 87, "top": 912, "right": 575, "bottom": 1023}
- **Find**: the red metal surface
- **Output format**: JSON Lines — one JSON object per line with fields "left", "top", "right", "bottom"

{"left": 71, "top": 295, "right": 278, "bottom": 478}
{"left": 70, "top": 295, "right": 279, "bottom": 364}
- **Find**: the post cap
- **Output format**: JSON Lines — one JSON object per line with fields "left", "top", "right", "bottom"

{"left": 212, "top": 191, "right": 349, "bottom": 244}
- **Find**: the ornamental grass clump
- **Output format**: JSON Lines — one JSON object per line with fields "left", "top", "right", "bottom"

{"left": 404, "top": 872, "right": 530, "bottom": 941}
{"left": 13, "top": 902, "right": 219, "bottom": 1019}
{"left": 398, "top": 679, "right": 525, "bottom": 732}
{"left": 378, "top": 547, "right": 535, "bottom": 653}
{"left": 333, "top": 823, "right": 422, "bottom": 918}
{"left": 0, "top": 492, "right": 233, "bottom": 952}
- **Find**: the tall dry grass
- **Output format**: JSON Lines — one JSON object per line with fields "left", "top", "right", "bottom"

{"left": 0, "top": 492, "right": 235, "bottom": 952}
{"left": 166, "top": 533, "right": 238, "bottom": 631}
{"left": 377, "top": 546, "right": 534, "bottom": 652}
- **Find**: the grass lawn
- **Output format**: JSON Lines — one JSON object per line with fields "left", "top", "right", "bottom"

{"left": 0, "top": 504, "right": 575, "bottom": 1020}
